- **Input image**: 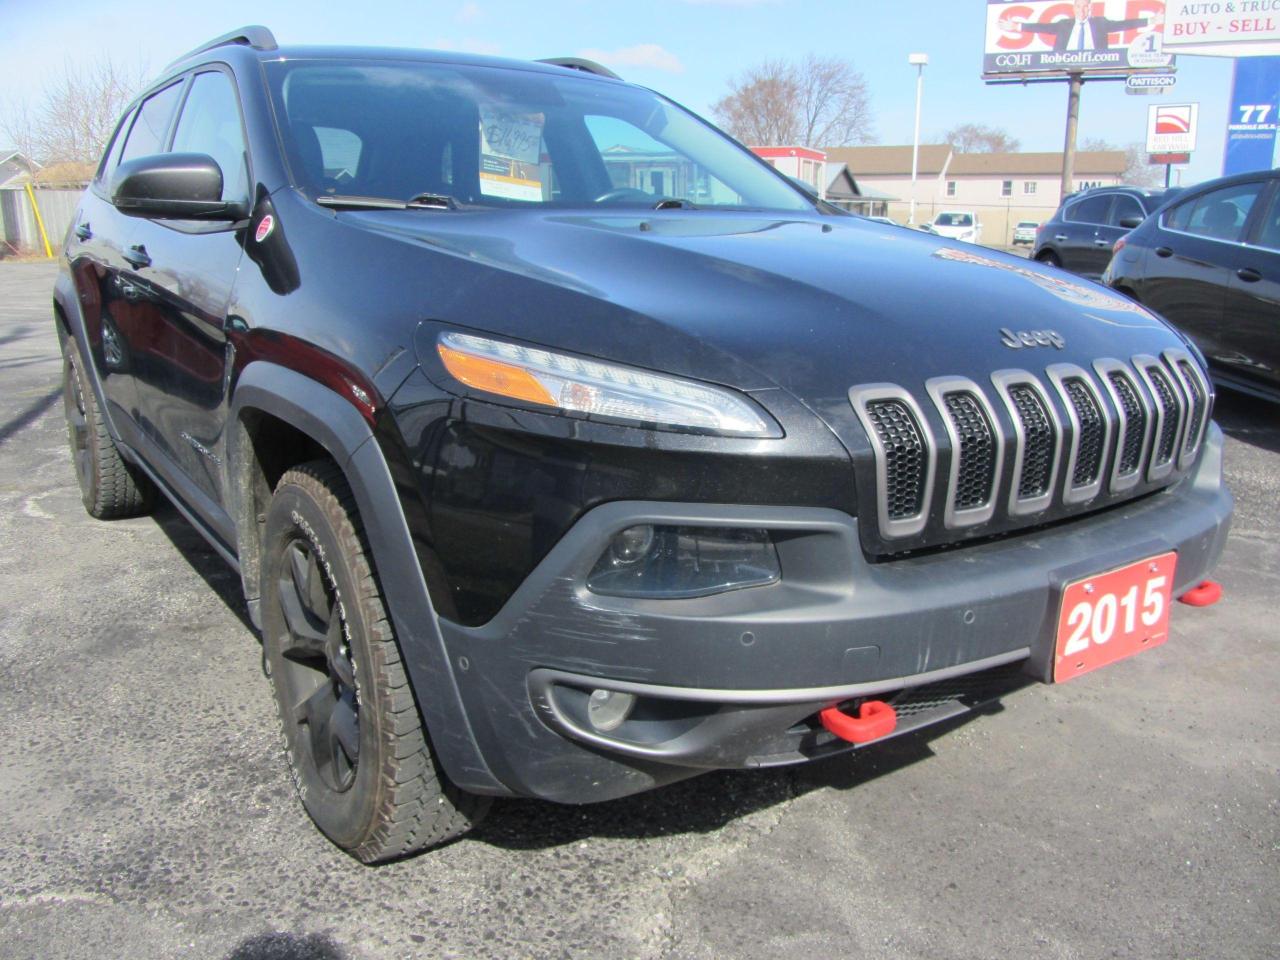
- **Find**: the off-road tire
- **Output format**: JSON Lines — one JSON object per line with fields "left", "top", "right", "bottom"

{"left": 61, "top": 340, "right": 155, "bottom": 519}
{"left": 261, "top": 460, "right": 489, "bottom": 862}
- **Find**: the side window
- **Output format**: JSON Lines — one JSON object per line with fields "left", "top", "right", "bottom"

{"left": 119, "top": 82, "right": 184, "bottom": 165}
{"left": 1066, "top": 194, "right": 1112, "bottom": 225}
{"left": 170, "top": 71, "right": 249, "bottom": 202}
{"left": 1176, "top": 181, "right": 1264, "bottom": 243}
{"left": 1253, "top": 186, "right": 1280, "bottom": 252}
{"left": 1110, "top": 195, "right": 1144, "bottom": 226}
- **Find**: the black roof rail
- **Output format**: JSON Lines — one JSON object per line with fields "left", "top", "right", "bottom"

{"left": 536, "top": 57, "right": 621, "bottom": 81}
{"left": 165, "top": 26, "right": 278, "bottom": 71}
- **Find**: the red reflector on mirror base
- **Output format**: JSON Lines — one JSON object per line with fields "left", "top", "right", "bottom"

{"left": 819, "top": 700, "right": 897, "bottom": 744}
{"left": 1178, "top": 580, "right": 1222, "bottom": 607}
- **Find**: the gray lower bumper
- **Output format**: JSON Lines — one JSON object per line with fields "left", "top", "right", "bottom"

{"left": 437, "top": 426, "right": 1232, "bottom": 802}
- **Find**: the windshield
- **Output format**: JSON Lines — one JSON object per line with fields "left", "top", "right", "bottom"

{"left": 935, "top": 213, "right": 974, "bottom": 227}
{"left": 1016, "top": 221, "right": 1037, "bottom": 228}
{"left": 264, "top": 59, "right": 811, "bottom": 212}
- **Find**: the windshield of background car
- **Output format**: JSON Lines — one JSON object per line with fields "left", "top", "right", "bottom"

{"left": 264, "top": 59, "right": 811, "bottom": 212}
{"left": 935, "top": 213, "right": 973, "bottom": 226}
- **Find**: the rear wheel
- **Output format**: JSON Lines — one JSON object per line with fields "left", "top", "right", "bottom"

{"left": 261, "top": 460, "right": 488, "bottom": 862}
{"left": 61, "top": 340, "right": 155, "bottom": 519}
{"left": 1036, "top": 250, "right": 1061, "bottom": 268}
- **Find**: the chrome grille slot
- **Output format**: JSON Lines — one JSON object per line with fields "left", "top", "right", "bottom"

{"left": 867, "top": 400, "right": 925, "bottom": 519}
{"left": 926, "top": 377, "right": 1004, "bottom": 528}
{"left": 1011, "top": 388, "right": 1053, "bottom": 497}
{"left": 1094, "top": 358, "right": 1153, "bottom": 494}
{"left": 1109, "top": 373, "right": 1145, "bottom": 475}
{"left": 850, "top": 385, "right": 937, "bottom": 538}
{"left": 1133, "top": 354, "right": 1185, "bottom": 482}
{"left": 1047, "top": 364, "right": 1111, "bottom": 504}
{"left": 945, "top": 394, "right": 995, "bottom": 508}
{"left": 1165, "top": 348, "right": 1210, "bottom": 469}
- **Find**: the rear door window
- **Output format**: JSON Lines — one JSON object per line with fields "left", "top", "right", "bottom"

{"left": 1170, "top": 181, "right": 1265, "bottom": 243}
{"left": 170, "top": 71, "right": 250, "bottom": 202}
{"left": 1109, "top": 195, "right": 1144, "bottom": 226}
{"left": 1066, "top": 194, "right": 1112, "bottom": 225}
{"left": 1252, "top": 185, "right": 1280, "bottom": 252}
{"left": 119, "top": 82, "right": 185, "bottom": 164}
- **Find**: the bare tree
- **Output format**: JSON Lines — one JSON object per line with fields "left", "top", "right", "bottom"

{"left": 1080, "top": 137, "right": 1161, "bottom": 187}
{"left": 943, "top": 123, "right": 1020, "bottom": 154}
{"left": 712, "top": 55, "right": 874, "bottom": 148}
{"left": 4, "top": 58, "right": 147, "bottom": 165}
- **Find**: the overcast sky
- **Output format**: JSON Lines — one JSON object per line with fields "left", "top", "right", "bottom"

{"left": 0, "top": 0, "right": 1240, "bottom": 186}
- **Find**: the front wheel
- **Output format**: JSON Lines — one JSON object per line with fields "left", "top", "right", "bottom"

{"left": 261, "top": 460, "right": 488, "bottom": 862}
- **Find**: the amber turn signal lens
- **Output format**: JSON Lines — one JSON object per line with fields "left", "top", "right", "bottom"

{"left": 437, "top": 344, "right": 556, "bottom": 406}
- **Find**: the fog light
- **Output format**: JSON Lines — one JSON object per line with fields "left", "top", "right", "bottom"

{"left": 587, "top": 526, "right": 781, "bottom": 599}
{"left": 587, "top": 689, "right": 636, "bottom": 732}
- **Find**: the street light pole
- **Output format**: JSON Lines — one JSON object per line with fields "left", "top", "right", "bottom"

{"left": 908, "top": 53, "right": 928, "bottom": 226}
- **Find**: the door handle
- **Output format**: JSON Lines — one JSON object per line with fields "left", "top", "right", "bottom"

{"left": 1236, "top": 267, "right": 1262, "bottom": 283}
{"left": 1054, "top": 234, "right": 1068, "bottom": 242}
{"left": 1093, "top": 239, "right": 1111, "bottom": 247}
{"left": 1155, "top": 246, "right": 1173, "bottom": 258}
{"left": 123, "top": 244, "right": 151, "bottom": 269}
{"left": 74, "top": 222, "right": 92, "bottom": 241}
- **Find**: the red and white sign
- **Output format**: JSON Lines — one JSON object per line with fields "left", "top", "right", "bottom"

{"left": 1146, "top": 102, "right": 1198, "bottom": 153}
{"left": 1054, "top": 552, "right": 1177, "bottom": 682}
{"left": 1163, "top": 2, "right": 1280, "bottom": 56}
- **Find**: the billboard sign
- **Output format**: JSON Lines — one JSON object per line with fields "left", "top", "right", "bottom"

{"left": 985, "top": 0, "right": 1173, "bottom": 78}
{"left": 1164, "top": 3, "right": 1280, "bottom": 54}
{"left": 1146, "top": 102, "right": 1199, "bottom": 153}
{"left": 1223, "top": 56, "right": 1280, "bottom": 175}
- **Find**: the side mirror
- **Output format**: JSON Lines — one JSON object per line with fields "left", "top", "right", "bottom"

{"left": 1118, "top": 215, "right": 1144, "bottom": 229}
{"left": 110, "top": 153, "right": 246, "bottom": 220}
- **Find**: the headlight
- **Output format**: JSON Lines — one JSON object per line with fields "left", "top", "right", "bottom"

{"left": 437, "top": 331, "right": 774, "bottom": 436}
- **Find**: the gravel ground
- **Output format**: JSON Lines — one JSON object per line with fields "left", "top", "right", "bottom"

{"left": 0, "top": 259, "right": 1276, "bottom": 960}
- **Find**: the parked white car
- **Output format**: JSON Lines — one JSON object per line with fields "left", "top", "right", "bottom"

{"left": 931, "top": 211, "right": 981, "bottom": 243}
{"left": 1012, "top": 221, "right": 1040, "bottom": 246}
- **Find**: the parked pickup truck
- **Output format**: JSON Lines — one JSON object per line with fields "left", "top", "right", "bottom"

{"left": 56, "top": 26, "right": 1232, "bottom": 862}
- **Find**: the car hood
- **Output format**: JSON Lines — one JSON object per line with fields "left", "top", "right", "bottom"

{"left": 343, "top": 208, "right": 1186, "bottom": 432}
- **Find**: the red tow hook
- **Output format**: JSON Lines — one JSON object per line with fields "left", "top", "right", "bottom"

{"left": 1179, "top": 580, "right": 1223, "bottom": 607}
{"left": 819, "top": 700, "right": 898, "bottom": 744}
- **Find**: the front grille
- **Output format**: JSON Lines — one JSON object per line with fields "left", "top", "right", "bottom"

{"left": 943, "top": 391, "right": 996, "bottom": 509}
{"left": 851, "top": 350, "right": 1209, "bottom": 545}
{"left": 864, "top": 399, "right": 926, "bottom": 521}
{"left": 1008, "top": 384, "right": 1054, "bottom": 500}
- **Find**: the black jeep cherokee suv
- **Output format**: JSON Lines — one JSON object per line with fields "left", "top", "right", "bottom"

{"left": 55, "top": 27, "right": 1233, "bottom": 862}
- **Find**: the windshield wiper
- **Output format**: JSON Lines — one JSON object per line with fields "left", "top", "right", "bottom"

{"left": 315, "top": 194, "right": 408, "bottom": 210}
{"left": 314, "top": 192, "right": 459, "bottom": 211}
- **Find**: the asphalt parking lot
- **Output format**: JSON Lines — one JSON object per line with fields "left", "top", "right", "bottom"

{"left": 0, "top": 258, "right": 1276, "bottom": 960}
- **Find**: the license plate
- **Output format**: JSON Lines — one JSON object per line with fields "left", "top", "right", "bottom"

{"left": 1054, "top": 552, "right": 1177, "bottom": 682}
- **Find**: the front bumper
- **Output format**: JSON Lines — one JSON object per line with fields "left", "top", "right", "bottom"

{"left": 436, "top": 426, "right": 1232, "bottom": 803}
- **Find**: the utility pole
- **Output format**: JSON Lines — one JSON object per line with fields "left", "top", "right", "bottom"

{"left": 908, "top": 53, "right": 928, "bottom": 225}
{"left": 1060, "top": 72, "right": 1083, "bottom": 201}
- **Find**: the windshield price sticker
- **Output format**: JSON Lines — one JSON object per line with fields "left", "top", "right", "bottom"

{"left": 1054, "top": 551, "right": 1177, "bottom": 682}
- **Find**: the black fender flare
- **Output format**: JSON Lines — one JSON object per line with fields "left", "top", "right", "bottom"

{"left": 229, "top": 362, "right": 507, "bottom": 795}
{"left": 53, "top": 268, "right": 125, "bottom": 444}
